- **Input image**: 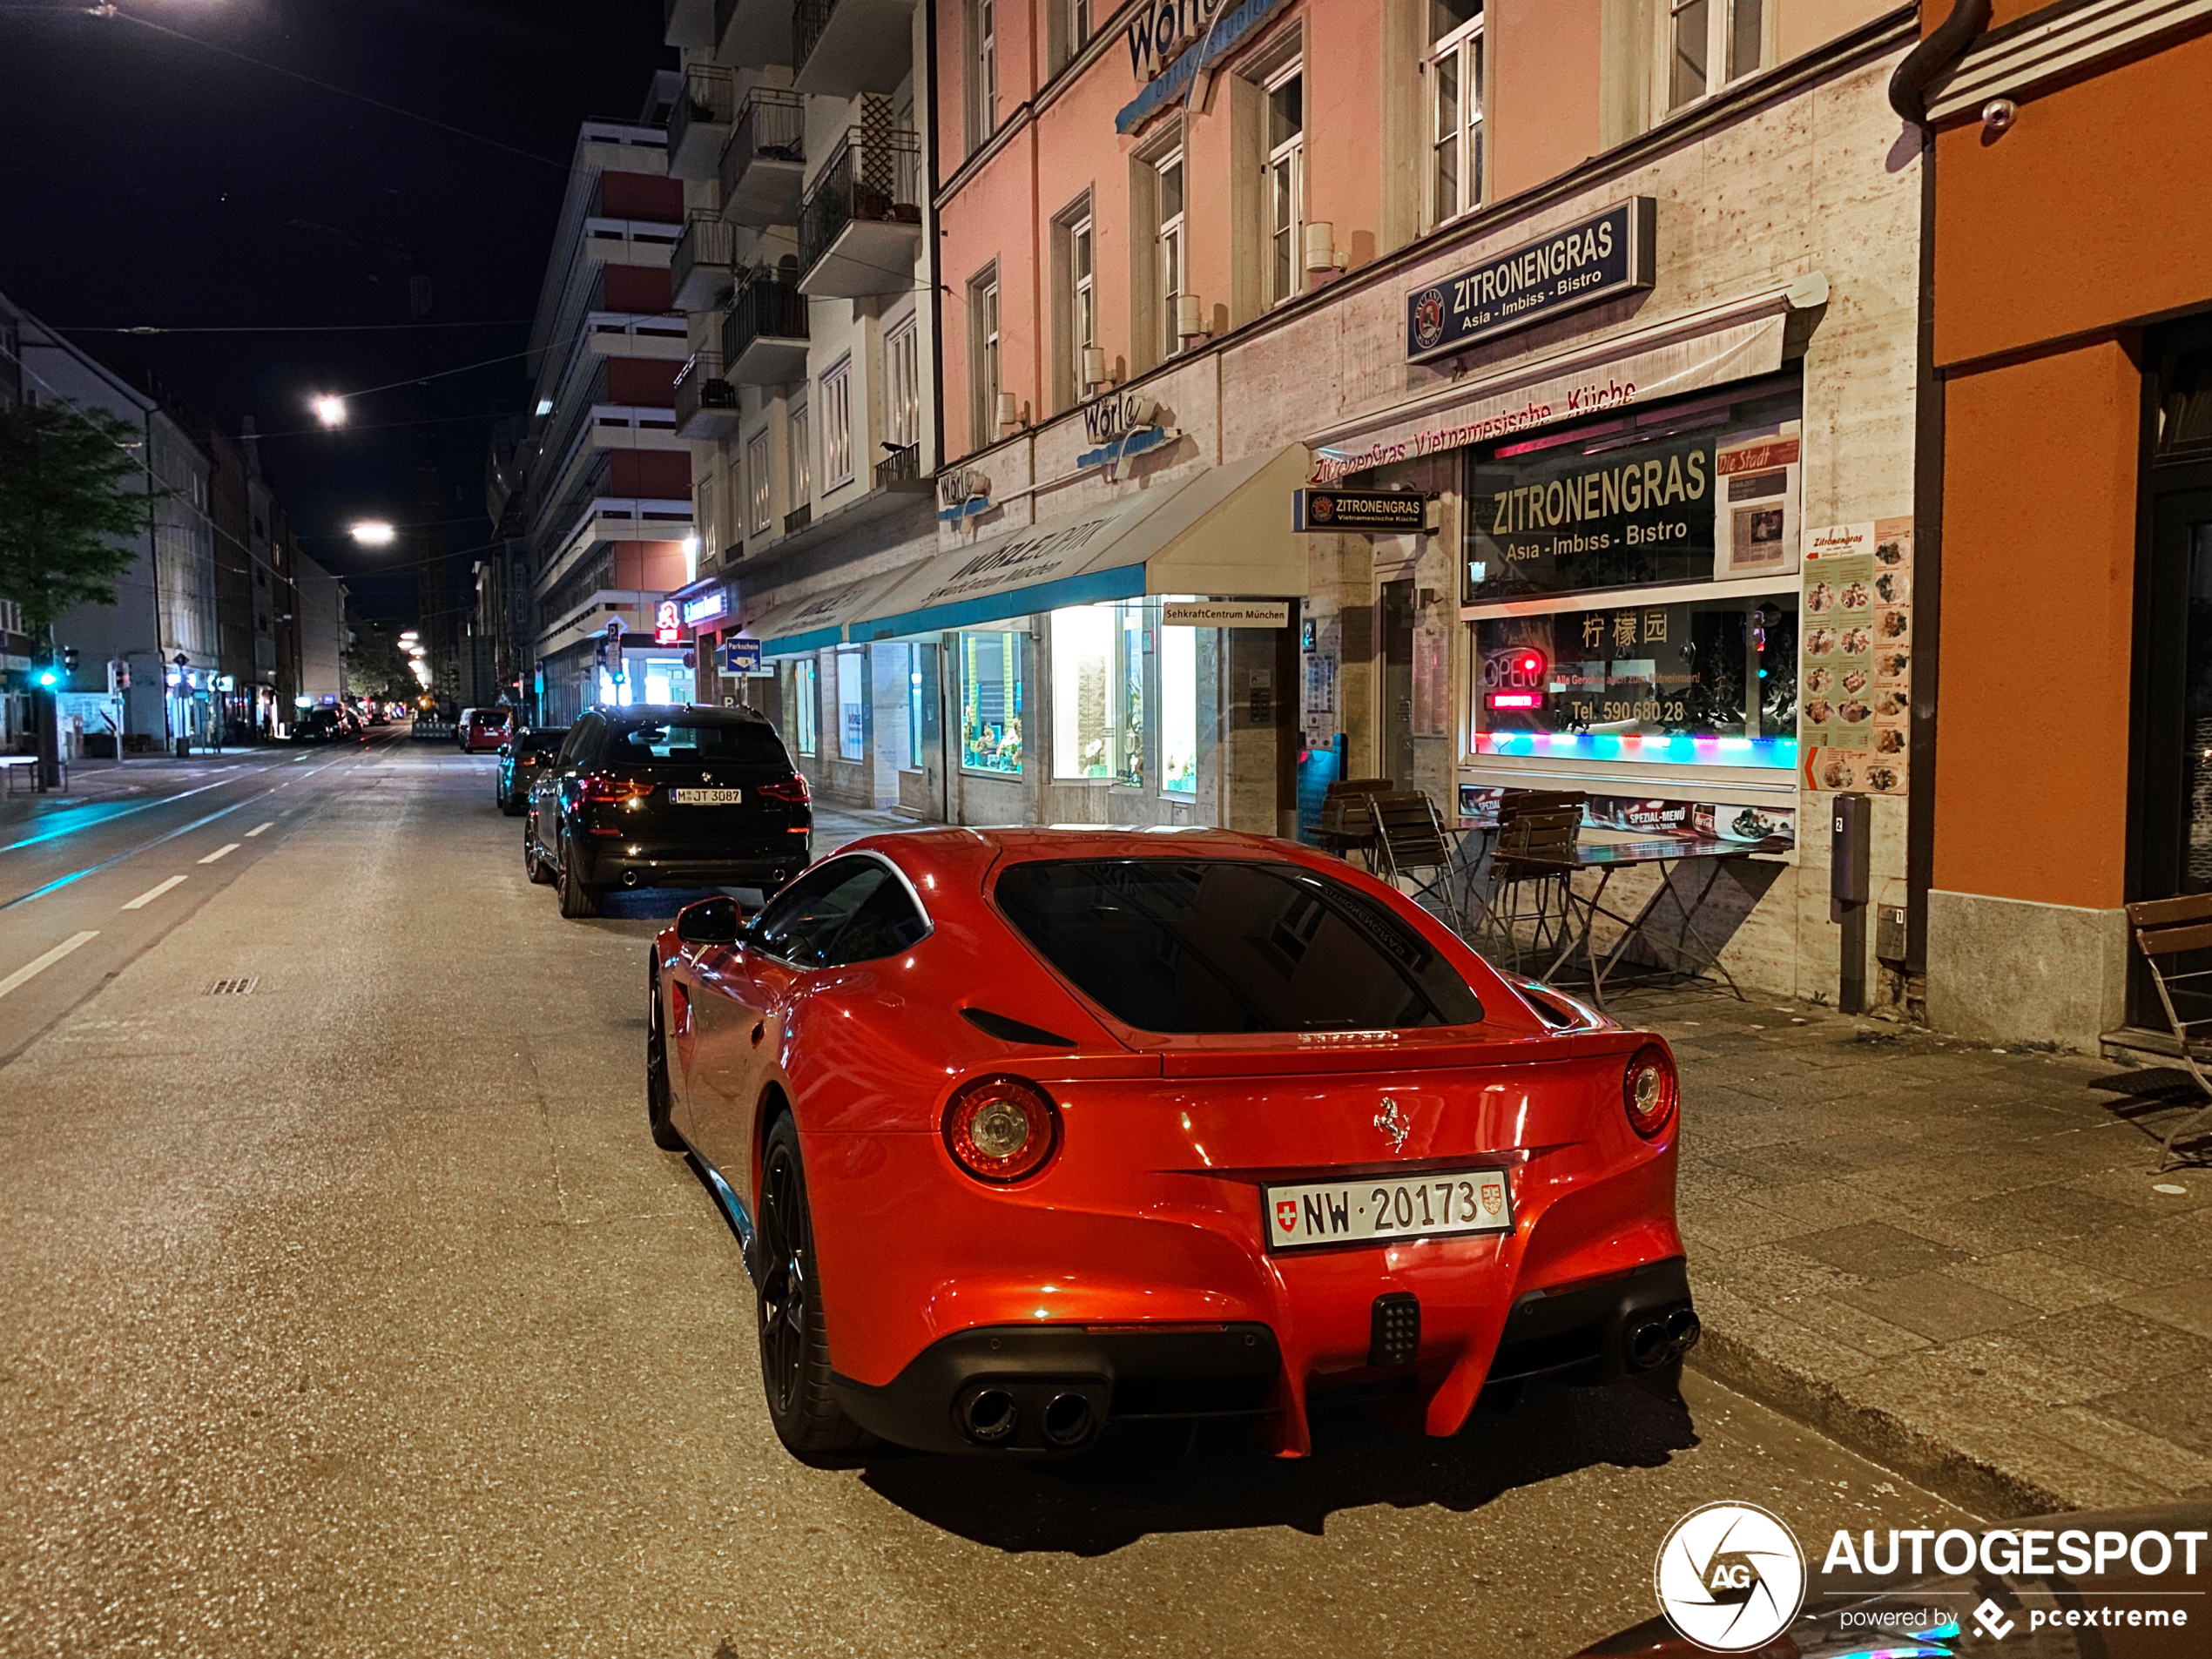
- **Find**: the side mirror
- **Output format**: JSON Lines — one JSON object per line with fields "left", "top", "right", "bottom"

{"left": 497, "top": 744, "right": 512, "bottom": 758}
{"left": 675, "top": 895, "right": 742, "bottom": 947}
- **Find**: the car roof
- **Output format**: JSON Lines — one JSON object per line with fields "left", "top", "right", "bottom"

{"left": 604, "top": 703, "right": 772, "bottom": 725}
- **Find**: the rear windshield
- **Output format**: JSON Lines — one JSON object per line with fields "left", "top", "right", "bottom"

{"left": 607, "top": 718, "right": 789, "bottom": 769}
{"left": 992, "top": 858, "right": 1483, "bottom": 1034}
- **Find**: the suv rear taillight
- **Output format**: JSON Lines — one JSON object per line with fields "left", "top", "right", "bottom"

{"left": 1622, "top": 1043, "right": 1679, "bottom": 1139}
{"left": 582, "top": 775, "right": 651, "bottom": 805}
{"left": 757, "top": 773, "right": 811, "bottom": 805}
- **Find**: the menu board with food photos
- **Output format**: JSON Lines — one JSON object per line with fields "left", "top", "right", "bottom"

{"left": 1798, "top": 517, "right": 1912, "bottom": 795}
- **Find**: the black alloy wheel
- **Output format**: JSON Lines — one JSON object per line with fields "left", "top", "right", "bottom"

{"left": 556, "top": 828, "right": 601, "bottom": 919}
{"left": 755, "top": 1116, "right": 868, "bottom": 1460}
{"left": 646, "top": 969, "right": 684, "bottom": 1150}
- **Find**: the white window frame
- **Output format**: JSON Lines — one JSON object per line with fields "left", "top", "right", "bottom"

{"left": 1070, "top": 212, "right": 1095, "bottom": 392}
{"left": 1156, "top": 148, "right": 1185, "bottom": 360}
{"left": 1426, "top": 7, "right": 1485, "bottom": 229}
{"left": 1663, "top": 0, "right": 1766, "bottom": 115}
{"left": 1070, "top": 0, "right": 1089, "bottom": 54}
{"left": 1264, "top": 61, "right": 1305, "bottom": 307}
{"left": 886, "top": 319, "right": 921, "bottom": 451}
{"left": 789, "top": 397, "right": 813, "bottom": 510}
{"left": 821, "top": 359, "right": 853, "bottom": 489}
{"left": 972, "top": 271, "right": 1001, "bottom": 445}
{"left": 972, "top": 0, "right": 999, "bottom": 147}
{"left": 746, "top": 430, "right": 772, "bottom": 533}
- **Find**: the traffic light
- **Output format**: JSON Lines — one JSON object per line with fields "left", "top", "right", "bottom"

{"left": 62, "top": 646, "right": 78, "bottom": 674}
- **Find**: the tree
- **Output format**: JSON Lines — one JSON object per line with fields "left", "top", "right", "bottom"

{"left": 0, "top": 400, "right": 150, "bottom": 634}
{"left": 347, "top": 623, "right": 420, "bottom": 703}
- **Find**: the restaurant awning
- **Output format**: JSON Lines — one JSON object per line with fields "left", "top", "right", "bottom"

{"left": 842, "top": 442, "right": 1312, "bottom": 644}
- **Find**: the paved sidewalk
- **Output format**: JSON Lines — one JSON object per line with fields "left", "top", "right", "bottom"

{"left": 0, "top": 747, "right": 291, "bottom": 829}
{"left": 1617, "top": 983, "right": 2212, "bottom": 1516}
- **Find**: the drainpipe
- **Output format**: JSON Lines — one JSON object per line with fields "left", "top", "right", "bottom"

{"left": 1888, "top": 0, "right": 1991, "bottom": 125}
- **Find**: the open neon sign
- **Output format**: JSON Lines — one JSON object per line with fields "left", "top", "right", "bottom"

{"left": 1481, "top": 646, "right": 1549, "bottom": 711}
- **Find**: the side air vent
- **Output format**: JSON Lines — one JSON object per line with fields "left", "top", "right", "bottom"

{"left": 961, "top": 1007, "right": 1077, "bottom": 1048}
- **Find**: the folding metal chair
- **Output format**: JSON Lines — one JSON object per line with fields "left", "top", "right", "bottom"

{"left": 1474, "top": 790, "right": 1585, "bottom": 971}
{"left": 1366, "top": 790, "right": 1466, "bottom": 935}
{"left": 2125, "top": 892, "right": 2212, "bottom": 1170}
{"left": 1317, "top": 777, "right": 1393, "bottom": 868}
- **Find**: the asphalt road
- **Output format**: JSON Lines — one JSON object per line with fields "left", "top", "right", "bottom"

{"left": 0, "top": 737, "right": 1976, "bottom": 1657}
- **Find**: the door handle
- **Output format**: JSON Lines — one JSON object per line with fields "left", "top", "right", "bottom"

{"left": 751, "top": 1022, "right": 765, "bottom": 1046}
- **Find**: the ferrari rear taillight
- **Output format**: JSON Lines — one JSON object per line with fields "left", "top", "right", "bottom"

{"left": 582, "top": 774, "right": 651, "bottom": 805}
{"left": 757, "top": 773, "right": 811, "bottom": 805}
{"left": 943, "top": 1075, "right": 1060, "bottom": 1184}
{"left": 1622, "top": 1043, "right": 1678, "bottom": 1139}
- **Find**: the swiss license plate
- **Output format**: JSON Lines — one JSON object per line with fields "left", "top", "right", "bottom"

{"left": 670, "top": 788, "right": 744, "bottom": 806}
{"left": 1264, "top": 1169, "right": 1513, "bottom": 1250}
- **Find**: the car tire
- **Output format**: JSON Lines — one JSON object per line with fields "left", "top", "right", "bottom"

{"left": 755, "top": 1114, "right": 870, "bottom": 1461}
{"left": 524, "top": 825, "right": 556, "bottom": 885}
{"left": 646, "top": 969, "right": 685, "bottom": 1150}
{"left": 557, "top": 832, "right": 601, "bottom": 919}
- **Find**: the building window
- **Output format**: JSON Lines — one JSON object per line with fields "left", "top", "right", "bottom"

{"left": 789, "top": 658, "right": 818, "bottom": 754}
{"left": 1668, "top": 0, "right": 1763, "bottom": 113}
{"left": 747, "top": 431, "right": 772, "bottom": 532}
{"left": 1051, "top": 604, "right": 1143, "bottom": 785}
{"left": 960, "top": 631, "right": 1023, "bottom": 772}
{"left": 970, "top": 0, "right": 999, "bottom": 148}
{"left": 1160, "top": 620, "right": 1197, "bottom": 796}
{"left": 903, "top": 644, "right": 926, "bottom": 770}
{"left": 789, "top": 400, "right": 813, "bottom": 513}
{"left": 970, "top": 268, "right": 1001, "bottom": 449}
{"left": 1428, "top": 1, "right": 1484, "bottom": 226}
{"left": 1157, "top": 149, "right": 1185, "bottom": 360}
{"left": 1264, "top": 64, "right": 1305, "bottom": 306}
{"left": 821, "top": 359, "right": 852, "bottom": 489}
{"left": 835, "top": 647, "right": 865, "bottom": 759}
{"left": 698, "top": 475, "right": 718, "bottom": 561}
{"left": 886, "top": 320, "right": 921, "bottom": 450}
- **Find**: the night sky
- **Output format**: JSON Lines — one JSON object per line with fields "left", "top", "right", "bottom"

{"left": 0, "top": 0, "right": 670, "bottom": 622}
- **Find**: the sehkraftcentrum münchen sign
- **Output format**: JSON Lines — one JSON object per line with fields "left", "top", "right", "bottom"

{"left": 1406, "top": 199, "right": 1656, "bottom": 363}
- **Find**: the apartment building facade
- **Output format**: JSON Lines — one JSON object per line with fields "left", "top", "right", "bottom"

{"left": 659, "top": 0, "right": 943, "bottom": 812}
{"left": 718, "top": 0, "right": 1928, "bottom": 1010}
{"left": 519, "top": 86, "right": 700, "bottom": 725}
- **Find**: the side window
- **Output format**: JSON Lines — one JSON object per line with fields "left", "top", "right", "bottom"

{"left": 821, "top": 873, "right": 929, "bottom": 965}
{"left": 556, "top": 717, "right": 596, "bottom": 768}
{"left": 752, "top": 859, "right": 929, "bottom": 967}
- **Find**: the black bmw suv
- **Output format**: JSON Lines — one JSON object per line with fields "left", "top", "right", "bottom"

{"left": 523, "top": 705, "right": 813, "bottom": 918}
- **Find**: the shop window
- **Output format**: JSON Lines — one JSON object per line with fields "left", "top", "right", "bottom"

{"left": 904, "top": 644, "right": 926, "bottom": 771}
{"left": 747, "top": 431, "right": 772, "bottom": 533}
{"left": 789, "top": 658, "right": 818, "bottom": 755}
{"left": 1665, "top": 0, "right": 1764, "bottom": 114}
{"left": 822, "top": 358, "right": 853, "bottom": 490}
{"left": 960, "top": 631, "right": 1024, "bottom": 773}
{"left": 1427, "top": 2, "right": 1484, "bottom": 227}
{"left": 1051, "top": 604, "right": 1143, "bottom": 785}
{"left": 1160, "top": 621, "right": 1197, "bottom": 796}
{"left": 835, "top": 648, "right": 865, "bottom": 760}
{"left": 969, "top": 267, "right": 1001, "bottom": 451}
{"left": 1264, "top": 65, "right": 1305, "bottom": 307}
{"left": 886, "top": 320, "right": 921, "bottom": 451}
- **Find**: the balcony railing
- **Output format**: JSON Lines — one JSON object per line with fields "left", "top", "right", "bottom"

{"left": 722, "top": 265, "right": 810, "bottom": 381}
{"left": 873, "top": 442, "right": 921, "bottom": 490}
{"left": 673, "top": 351, "right": 740, "bottom": 438}
{"left": 667, "top": 64, "right": 733, "bottom": 180}
{"left": 671, "top": 211, "right": 739, "bottom": 311}
{"left": 785, "top": 503, "right": 813, "bottom": 536}
{"left": 719, "top": 87, "right": 806, "bottom": 224}
{"left": 797, "top": 127, "right": 922, "bottom": 291}
{"left": 792, "top": 0, "right": 835, "bottom": 77}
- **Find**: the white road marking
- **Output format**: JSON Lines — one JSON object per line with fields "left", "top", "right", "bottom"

{"left": 0, "top": 933, "right": 100, "bottom": 1000}
{"left": 121, "top": 876, "right": 188, "bottom": 911}
{"left": 199, "top": 843, "right": 240, "bottom": 865}
{"left": 245, "top": 822, "right": 275, "bottom": 838}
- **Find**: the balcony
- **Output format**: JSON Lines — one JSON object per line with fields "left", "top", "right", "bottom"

{"left": 722, "top": 267, "right": 810, "bottom": 384}
{"left": 713, "top": 0, "right": 792, "bottom": 68}
{"left": 667, "top": 64, "right": 733, "bottom": 181}
{"left": 873, "top": 442, "right": 925, "bottom": 491}
{"left": 785, "top": 503, "right": 813, "bottom": 536}
{"left": 671, "top": 212, "right": 739, "bottom": 313}
{"left": 664, "top": 0, "right": 713, "bottom": 48}
{"left": 718, "top": 87, "right": 806, "bottom": 228}
{"left": 673, "top": 352, "right": 741, "bottom": 441}
{"left": 797, "top": 128, "right": 922, "bottom": 298}
{"left": 793, "top": 0, "right": 914, "bottom": 95}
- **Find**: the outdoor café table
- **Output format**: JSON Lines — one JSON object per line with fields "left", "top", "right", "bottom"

{"left": 1527, "top": 836, "right": 1789, "bottom": 1008}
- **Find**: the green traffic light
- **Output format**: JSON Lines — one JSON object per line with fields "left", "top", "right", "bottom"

{"left": 36, "top": 670, "right": 58, "bottom": 688}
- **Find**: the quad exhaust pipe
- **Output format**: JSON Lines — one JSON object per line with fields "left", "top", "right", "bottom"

{"left": 1040, "top": 1392, "right": 1095, "bottom": 1448}
{"left": 954, "top": 1384, "right": 1102, "bottom": 1449}
{"left": 959, "top": 1387, "right": 1019, "bottom": 1445}
{"left": 1627, "top": 1304, "right": 1702, "bottom": 1372}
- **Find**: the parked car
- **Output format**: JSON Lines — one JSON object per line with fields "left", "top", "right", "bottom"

{"left": 496, "top": 725, "right": 569, "bottom": 816}
{"left": 523, "top": 705, "right": 812, "bottom": 918}
{"left": 644, "top": 828, "right": 1693, "bottom": 1463}
{"left": 459, "top": 707, "right": 512, "bottom": 754}
{"left": 288, "top": 709, "right": 341, "bottom": 744}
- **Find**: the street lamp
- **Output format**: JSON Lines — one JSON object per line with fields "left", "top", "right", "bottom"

{"left": 312, "top": 395, "right": 347, "bottom": 429}
{"left": 350, "top": 521, "right": 396, "bottom": 547}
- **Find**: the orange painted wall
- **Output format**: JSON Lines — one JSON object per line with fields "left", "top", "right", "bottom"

{"left": 1932, "top": 28, "right": 2212, "bottom": 370}
{"left": 1489, "top": 0, "right": 1602, "bottom": 204}
{"left": 1932, "top": 338, "right": 2139, "bottom": 909}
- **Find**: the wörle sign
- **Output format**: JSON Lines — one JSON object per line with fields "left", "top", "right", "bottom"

{"left": 1293, "top": 489, "right": 1433, "bottom": 533}
{"left": 1406, "top": 199, "right": 1655, "bottom": 363}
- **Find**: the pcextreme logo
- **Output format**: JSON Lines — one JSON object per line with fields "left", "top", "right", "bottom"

{"left": 1655, "top": 1502, "right": 1808, "bottom": 1652}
